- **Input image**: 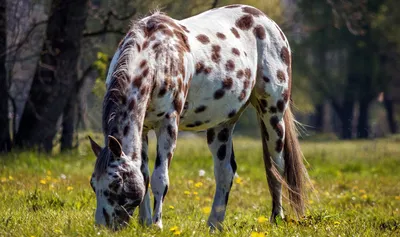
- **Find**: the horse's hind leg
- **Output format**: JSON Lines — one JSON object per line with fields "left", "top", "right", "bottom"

{"left": 206, "top": 123, "right": 237, "bottom": 230}
{"left": 256, "top": 113, "right": 286, "bottom": 222}
{"left": 252, "top": 30, "right": 291, "bottom": 222}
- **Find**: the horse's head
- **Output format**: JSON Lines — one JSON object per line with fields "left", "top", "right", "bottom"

{"left": 88, "top": 135, "right": 145, "bottom": 230}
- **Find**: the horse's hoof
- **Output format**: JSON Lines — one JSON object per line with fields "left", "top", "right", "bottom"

{"left": 207, "top": 220, "right": 223, "bottom": 232}
{"left": 153, "top": 221, "right": 163, "bottom": 229}
{"left": 269, "top": 211, "right": 285, "bottom": 224}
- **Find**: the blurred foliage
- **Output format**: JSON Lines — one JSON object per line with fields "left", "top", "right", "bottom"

{"left": 92, "top": 52, "right": 109, "bottom": 99}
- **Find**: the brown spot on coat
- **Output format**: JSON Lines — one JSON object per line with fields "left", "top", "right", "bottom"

{"left": 217, "top": 144, "right": 227, "bottom": 160}
{"left": 232, "top": 48, "right": 240, "bottom": 56}
{"left": 211, "top": 44, "right": 221, "bottom": 63}
{"left": 277, "top": 100, "right": 285, "bottom": 112}
{"left": 237, "top": 70, "right": 244, "bottom": 79}
{"left": 270, "top": 115, "right": 279, "bottom": 127}
{"left": 269, "top": 106, "right": 277, "bottom": 113}
{"left": 225, "top": 60, "right": 235, "bottom": 71}
{"left": 180, "top": 24, "right": 190, "bottom": 33}
{"left": 207, "top": 128, "right": 215, "bottom": 144}
{"left": 142, "top": 67, "right": 149, "bottom": 78}
{"left": 275, "top": 139, "right": 283, "bottom": 152}
{"left": 195, "top": 62, "right": 205, "bottom": 74}
{"left": 253, "top": 25, "right": 266, "bottom": 39}
{"left": 196, "top": 34, "right": 210, "bottom": 44}
{"left": 133, "top": 75, "right": 142, "bottom": 88}
{"left": 228, "top": 110, "right": 236, "bottom": 118}
{"left": 204, "top": 67, "right": 212, "bottom": 74}
{"left": 140, "top": 86, "right": 148, "bottom": 96}
{"left": 242, "top": 6, "right": 264, "bottom": 17}
{"left": 230, "top": 27, "right": 240, "bottom": 38}
{"left": 167, "top": 125, "right": 176, "bottom": 139}
{"left": 218, "top": 128, "right": 230, "bottom": 142}
{"left": 277, "top": 70, "right": 285, "bottom": 82}
{"left": 239, "top": 90, "right": 246, "bottom": 101}
{"left": 281, "top": 47, "right": 290, "bottom": 66}
{"left": 216, "top": 32, "right": 226, "bottom": 39}
{"left": 235, "top": 14, "right": 254, "bottom": 30}
{"left": 142, "top": 40, "right": 149, "bottom": 50}
{"left": 244, "top": 68, "right": 251, "bottom": 79}
{"left": 195, "top": 105, "right": 207, "bottom": 113}
{"left": 214, "top": 89, "right": 225, "bottom": 99}
{"left": 140, "top": 60, "right": 147, "bottom": 69}
{"left": 275, "top": 123, "right": 284, "bottom": 139}
{"left": 223, "top": 77, "right": 233, "bottom": 89}
{"left": 174, "top": 99, "right": 183, "bottom": 112}
{"left": 129, "top": 99, "right": 135, "bottom": 110}
{"left": 282, "top": 89, "right": 290, "bottom": 102}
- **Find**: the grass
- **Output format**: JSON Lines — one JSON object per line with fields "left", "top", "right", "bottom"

{"left": 0, "top": 134, "right": 399, "bottom": 236}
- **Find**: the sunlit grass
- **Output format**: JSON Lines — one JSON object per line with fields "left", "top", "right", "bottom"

{"left": 1, "top": 135, "right": 399, "bottom": 236}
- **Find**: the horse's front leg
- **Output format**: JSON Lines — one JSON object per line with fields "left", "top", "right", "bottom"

{"left": 151, "top": 115, "right": 178, "bottom": 228}
{"left": 206, "top": 124, "right": 237, "bottom": 230}
{"left": 139, "top": 132, "right": 152, "bottom": 226}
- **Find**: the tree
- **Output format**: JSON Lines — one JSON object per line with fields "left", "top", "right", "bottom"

{"left": 15, "top": 0, "right": 89, "bottom": 152}
{"left": 0, "top": 0, "right": 11, "bottom": 152}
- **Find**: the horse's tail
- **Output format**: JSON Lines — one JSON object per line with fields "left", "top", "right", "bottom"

{"left": 283, "top": 105, "right": 308, "bottom": 217}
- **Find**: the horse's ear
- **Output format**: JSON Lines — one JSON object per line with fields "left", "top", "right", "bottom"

{"left": 108, "top": 135, "right": 122, "bottom": 157}
{"left": 88, "top": 136, "right": 102, "bottom": 157}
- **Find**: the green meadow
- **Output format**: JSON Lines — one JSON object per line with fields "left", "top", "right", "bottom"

{"left": 0, "top": 134, "right": 399, "bottom": 236}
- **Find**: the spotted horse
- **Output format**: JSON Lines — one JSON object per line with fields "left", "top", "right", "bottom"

{"left": 88, "top": 4, "right": 309, "bottom": 231}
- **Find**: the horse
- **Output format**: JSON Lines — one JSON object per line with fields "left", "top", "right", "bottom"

{"left": 88, "top": 4, "right": 309, "bottom": 230}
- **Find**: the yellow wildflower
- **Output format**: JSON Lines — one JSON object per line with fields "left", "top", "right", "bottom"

{"left": 250, "top": 232, "right": 266, "bottom": 237}
{"left": 193, "top": 191, "right": 198, "bottom": 195}
{"left": 308, "top": 200, "right": 314, "bottom": 204}
{"left": 170, "top": 226, "right": 179, "bottom": 231}
{"left": 46, "top": 176, "right": 52, "bottom": 181}
{"left": 18, "top": 190, "right": 23, "bottom": 195}
{"left": 361, "top": 194, "right": 368, "bottom": 200}
{"left": 8, "top": 176, "right": 14, "bottom": 180}
{"left": 334, "top": 221, "right": 340, "bottom": 226}
{"left": 67, "top": 186, "right": 73, "bottom": 191}
{"left": 235, "top": 177, "right": 242, "bottom": 184}
{"left": 195, "top": 197, "right": 200, "bottom": 200}
{"left": 173, "top": 230, "right": 181, "bottom": 235}
{"left": 257, "top": 216, "right": 267, "bottom": 224}
{"left": 169, "top": 205, "right": 175, "bottom": 209}
{"left": 184, "top": 190, "right": 191, "bottom": 195}
{"left": 40, "top": 179, "right": 47, "bottom": 185}
{"left": 194, "top": 182, "right": 203, "bottom": 188}
{"left": 202, "top": 207, "right": 211, "bottom": 214}
{"left": 47, "top": 170, "right": 52, "bottom": 175}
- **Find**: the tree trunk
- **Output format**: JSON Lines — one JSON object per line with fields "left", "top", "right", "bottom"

{"left": 0, "top": 0, "right": 11, "bottom": 152}
{"left": 314, "top": 103, "right": 324, "bottom": 133}
{"left": 384, "top": 97, "right": 398, "bottom": 134}
{"left": 357, "top": 99, "right": 370, "bottom": 138}
{"left": 340, "top": 100, "right": 354, "bottom": 139}
{"left": 60, "top": 84, "right": 77, "bottom": 151}
{"left": 15, "top": 0, "right": 89, "bottom": 152}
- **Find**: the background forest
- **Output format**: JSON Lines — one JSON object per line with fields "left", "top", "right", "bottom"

{"left": 0, "top": 0, "right": 399, "bottom": 152}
